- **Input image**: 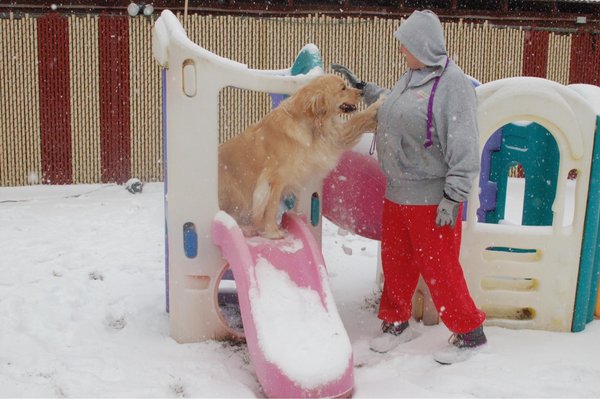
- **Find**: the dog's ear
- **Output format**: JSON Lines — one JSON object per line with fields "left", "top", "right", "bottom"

{"left": 305, "top": 91, "right": 328, "bottom": 120}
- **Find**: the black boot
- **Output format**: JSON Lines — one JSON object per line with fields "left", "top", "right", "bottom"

{"left": 369, "top": 321, "right": 415, "bottom": 353}
{"left": 434, "top": 326, "right": 488, "bottom": 365}
{"left": 449, "top": 326, "right": 487, "bottom": 349}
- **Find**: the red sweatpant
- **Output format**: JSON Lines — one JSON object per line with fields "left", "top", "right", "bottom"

{"left": 378, "top": 199, "right": 485, "bottom": 334}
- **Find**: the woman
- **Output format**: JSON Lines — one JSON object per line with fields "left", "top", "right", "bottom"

{"left": 332, "top": 9, "right": 487, "bottom": 364}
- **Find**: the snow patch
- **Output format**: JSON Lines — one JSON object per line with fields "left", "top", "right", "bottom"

{"left": 248, "top": 257, "right": 352, "bottom": 389}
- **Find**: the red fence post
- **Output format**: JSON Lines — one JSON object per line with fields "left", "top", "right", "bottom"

{"left": 99, "top": 15, "right": 131, "bottom": 184}
{"left": 37, "top": 13, "right": 73, "bottom": 185}
{"left": 522, "top": 30, "right": 549, "bottom": 78}
{"left": 569, "top": 32, "right": 600, "bottom": 85}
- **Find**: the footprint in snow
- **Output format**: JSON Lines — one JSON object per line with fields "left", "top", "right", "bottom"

{"left": 170, "top": 381, "right": 186, "bottom": 397}
{"left": 88, "top": 271, "right": 104, "bottom": 281}
{"left": 106, "top": 314, "right": 127, "bottom": 330}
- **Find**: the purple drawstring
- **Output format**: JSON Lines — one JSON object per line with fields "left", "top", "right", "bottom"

{"left": 424, "top": 57, "right": 450, "bottom": 149}
{"left": 369, "top": 134, "right": 376, "bottom": 155}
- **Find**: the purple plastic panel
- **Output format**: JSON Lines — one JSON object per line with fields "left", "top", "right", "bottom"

{"left": 477, "top": 129, "right": 503, "bottom": 222}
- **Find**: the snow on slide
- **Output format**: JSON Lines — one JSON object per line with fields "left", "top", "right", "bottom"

{"left": 212, "top": 211, "right": 353, "bottom": 398}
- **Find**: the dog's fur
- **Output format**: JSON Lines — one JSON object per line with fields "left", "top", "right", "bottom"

{"left": 218, "top": 74, "right": 381, "bottom": 239}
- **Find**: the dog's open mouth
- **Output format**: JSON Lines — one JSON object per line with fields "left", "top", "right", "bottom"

{"left": 339, "top": 103, "right": 357, "bottom": 113}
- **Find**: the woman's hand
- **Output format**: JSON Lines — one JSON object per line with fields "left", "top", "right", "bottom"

{"left": 436, "top": 193, "right": 460, "bottom": 228}
{"left": 331, "top": 64, "right": 366, "bottom": 90}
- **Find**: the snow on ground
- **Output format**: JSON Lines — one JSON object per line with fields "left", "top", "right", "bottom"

{"left": 1, "top": 182, "right": 599, "bottom": 397}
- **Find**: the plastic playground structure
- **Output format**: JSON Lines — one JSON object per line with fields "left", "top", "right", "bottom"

{"left": 153, "top": 9, "right": 600, "bottom": 397}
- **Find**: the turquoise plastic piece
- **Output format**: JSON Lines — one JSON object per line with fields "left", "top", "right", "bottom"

{"left": 311, "top": 193, "right": 320, "bottom": 227}
{"left": 486, "top": 122, "right": 560, "bottom": 226}
{"left": 291, "top": 45, "right": 323, "bottom": 76}
{"left": 271, "top": 45, "right": 323, "bottom": 108}
{"left": 283, "top": 193, "right": 297, "bottom": 211}
{"left": 573, "top": 115, "right": 600, "bottom": 332}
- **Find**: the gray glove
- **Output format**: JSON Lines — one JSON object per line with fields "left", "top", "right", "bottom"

{"left": 436, "top": 194, "right": 460, "bottom": 228}
{"left": 330, "top": 64, "right": 366, "bottom": 90}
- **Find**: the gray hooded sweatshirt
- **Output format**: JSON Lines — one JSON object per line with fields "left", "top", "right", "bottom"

{"left": 363, "top": 10, "right": 480, "bottom": 205}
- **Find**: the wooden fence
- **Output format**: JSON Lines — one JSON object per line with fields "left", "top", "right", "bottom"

{"left": 1, "top": 13, "right": 599, "bottom": 186}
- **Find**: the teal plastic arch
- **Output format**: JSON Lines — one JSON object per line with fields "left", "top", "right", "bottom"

{"left": 486, "top": 122, "right": 560, "bottom": 226}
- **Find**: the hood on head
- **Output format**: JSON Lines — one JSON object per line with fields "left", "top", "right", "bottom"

{"left": 394, "top": 10, "right": 447, "bottom": 68}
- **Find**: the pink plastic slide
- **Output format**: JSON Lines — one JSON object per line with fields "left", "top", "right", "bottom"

{"left": 322, "top": 150, "right": 386, "bottom": 241}
{"left": 212, "top": 211, "right": 354, "bottom": 398}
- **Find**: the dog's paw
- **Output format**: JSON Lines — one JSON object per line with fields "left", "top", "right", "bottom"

{"left": 240, "top": 225, "right": 259, "bottom": 237}
{"left": 260, "top": 228, "right": 287, "bottom": 240}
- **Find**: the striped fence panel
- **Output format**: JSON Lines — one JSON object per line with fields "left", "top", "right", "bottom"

{"left": 69, "top": 15, "right": 101, "bottom": 184}
{"left": 0, "top": 13, "right": 599, "bottom": 187}
{"left": 0, "top": 16, "right": 40, "bottom": 187}
{"left": 547, "top": 32, "right": 571, "bottom": 84}
{"left": 129, "top": 17, "right": 163, "bottom": 182}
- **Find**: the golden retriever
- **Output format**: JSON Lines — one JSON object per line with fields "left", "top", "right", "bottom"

{"left": 218, "top": 74, "right": 381, "bottom": 239}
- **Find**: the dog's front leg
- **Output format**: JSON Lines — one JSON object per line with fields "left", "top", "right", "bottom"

{"left": 261, "top": 179, "right": 286, "bottom": 239}
{"left": 339, "top": 99, "right": 383, "bottom": 147}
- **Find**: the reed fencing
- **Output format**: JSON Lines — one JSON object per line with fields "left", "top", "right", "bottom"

{"left": 1, "top": 13, "right": 598, "bottom": 186}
